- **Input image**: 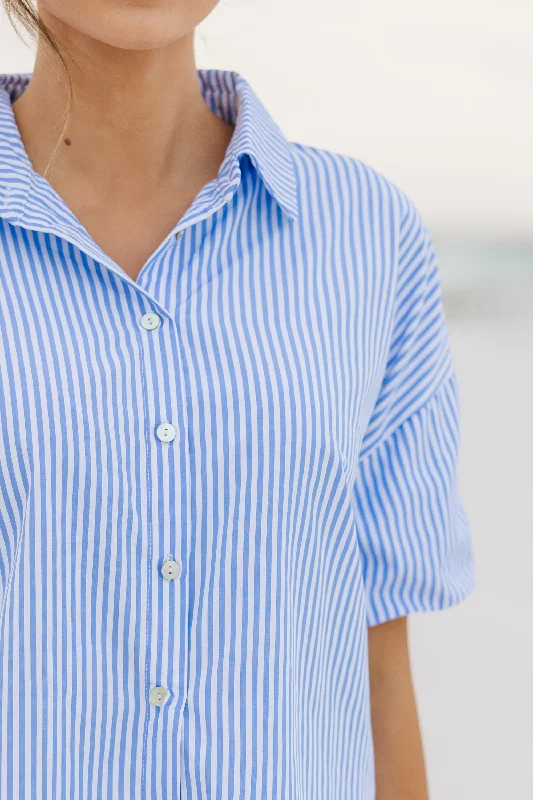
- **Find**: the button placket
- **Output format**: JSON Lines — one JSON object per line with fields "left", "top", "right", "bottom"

{"left": 136, "top": 303, "right": 189, "bottom": 727}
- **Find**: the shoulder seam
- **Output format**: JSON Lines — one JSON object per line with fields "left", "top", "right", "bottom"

{"left": 356, "top": 369, "right": 457, "bottom": 468}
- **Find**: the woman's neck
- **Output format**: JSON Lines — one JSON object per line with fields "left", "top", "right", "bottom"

{"left": 12, "top": 20, "right": 233, "bottom": 200}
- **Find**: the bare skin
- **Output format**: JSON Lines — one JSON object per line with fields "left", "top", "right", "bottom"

{"left": 12, "top": 4, "right": 234, "bottom": 282}
{"left": 368, "top": 616, "right": 429, "bottom": 800}
{"left": 12, "top": 3, "right": 429, "bottom": 796}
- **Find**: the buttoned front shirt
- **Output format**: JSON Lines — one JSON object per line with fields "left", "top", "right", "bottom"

{"left": 0, "top": 68, "right": 475, "bottom": 799}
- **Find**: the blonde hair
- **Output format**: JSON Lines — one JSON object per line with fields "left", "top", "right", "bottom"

{"left": 4, "top": 0, "right": 74, "bottom": 179}
{"left": 4, "top": 0, "right": 64, "bottom": 67}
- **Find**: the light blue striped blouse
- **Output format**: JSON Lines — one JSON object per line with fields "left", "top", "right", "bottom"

{"left": 0, "top": 68, "right": 475, "bottom": 799}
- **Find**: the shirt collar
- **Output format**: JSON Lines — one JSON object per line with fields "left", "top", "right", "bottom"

{"left": 201, "top": 70, "right": 299, "bottom": 221}
{"left": 0, "top": 68, "right": 299, "bottom": 224}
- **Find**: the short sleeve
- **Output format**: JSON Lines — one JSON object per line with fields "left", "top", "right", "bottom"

{"left": 352, "top": 196, "right": 476, "bottom": 627}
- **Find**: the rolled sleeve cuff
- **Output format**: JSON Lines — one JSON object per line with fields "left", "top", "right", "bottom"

{"left": 352, "top": 374, "right": 476, "bottom": 627}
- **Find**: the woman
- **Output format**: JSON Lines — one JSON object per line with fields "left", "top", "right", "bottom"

{"left": 0, "top": 2, "right": 475, "bottom": 798}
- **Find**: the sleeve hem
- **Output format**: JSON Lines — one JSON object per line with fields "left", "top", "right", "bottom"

{"left": 365, "top": 568, "right": 476, "bottom": 628}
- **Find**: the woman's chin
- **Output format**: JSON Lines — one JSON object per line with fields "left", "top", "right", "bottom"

{"left": 81, "top": 9, "right": 190, "bottom": 51}
{"left": 38, "top": 1, "right": 216, "bottom": 53}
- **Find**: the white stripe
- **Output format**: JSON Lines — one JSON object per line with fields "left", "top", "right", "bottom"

{"left": 0, "top": 67, "right": 475, "bottom": 798}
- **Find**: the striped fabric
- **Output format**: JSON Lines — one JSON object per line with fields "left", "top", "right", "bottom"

{"left": 0, "top": 68, "right": 475, "bottom": 799}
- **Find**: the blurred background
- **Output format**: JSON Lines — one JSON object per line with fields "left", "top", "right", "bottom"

{"left": 2, "top": 0, "right": 532, "bottom": 797}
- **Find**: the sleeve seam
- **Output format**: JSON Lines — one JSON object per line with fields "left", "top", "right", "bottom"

{"left": 357, "top": 369, "right": 457, "bottom": 468}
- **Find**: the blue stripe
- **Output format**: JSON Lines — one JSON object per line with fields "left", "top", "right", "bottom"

{"left": 0, "top": 67, "right": 474, "bottom": 798}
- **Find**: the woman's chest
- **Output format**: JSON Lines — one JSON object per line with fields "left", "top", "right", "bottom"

{"left": 0, "top": 233, "right": 390, "bottom": 491}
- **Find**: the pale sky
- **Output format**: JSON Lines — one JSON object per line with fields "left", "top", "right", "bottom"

{"left": 1, "top": 0, "right": 532, "bottom": 237}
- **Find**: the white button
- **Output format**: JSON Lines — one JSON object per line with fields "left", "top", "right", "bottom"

{"left": 161, "top": 559, "right": 181, "bottom": 581}
{"left": 140, "top": 313, "right": 161, "bottom": 331}
{"left": 149, "top": 686, "right": 169, "bottom": 706}
{"left": 156, "top": 422, "right": 176, "bottom": 443}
